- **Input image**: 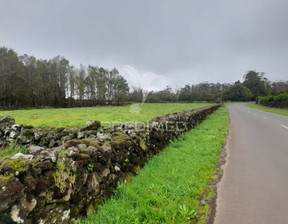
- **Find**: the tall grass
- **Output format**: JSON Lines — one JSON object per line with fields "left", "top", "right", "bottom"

{"left": 0, "top": 143, "right": 27, "bottom": 158}
{"left": 80, "top": 106, "right": 229, "bottom": 224}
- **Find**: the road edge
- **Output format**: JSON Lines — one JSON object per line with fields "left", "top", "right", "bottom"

{"left": 196, "top": 108, "right": 231, "bottom": 224}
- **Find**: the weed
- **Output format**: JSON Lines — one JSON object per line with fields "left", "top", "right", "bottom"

{"left": 87, "top": 163, "right": 94, "bottom": 172}
{"left": 53, "top": 150, "right": 76, "bottom": 193}
{"left": 178, "top": 204, "right": 196, "bottom": 218}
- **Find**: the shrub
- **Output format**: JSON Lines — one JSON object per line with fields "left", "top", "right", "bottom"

{"left": 258, "top": 93, "right": 288, "bottom": 102}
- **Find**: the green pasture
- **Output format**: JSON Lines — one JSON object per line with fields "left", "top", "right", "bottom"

{"left": 0, "top": 103, "right": 213, "bottom": 128}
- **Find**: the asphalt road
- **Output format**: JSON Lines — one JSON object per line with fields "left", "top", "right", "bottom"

{"left": 213, "top": 103, "right": 288, "bottom": 224}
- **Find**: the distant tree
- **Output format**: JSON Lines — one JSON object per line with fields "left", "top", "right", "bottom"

{"left": 177, "top": 82, "right": 230, "bottom": 102}
{"left": 270, "top": 81, "right": 288, "bottom": 95}
{"left": 2, "top": 46, "right": 288, "bottom": 108}
{"left": 19, "top": 54, "right": 38, "bottom": 106}
{"left": 49, "top": 56, "right": 69, "bottom": 107}
{"left": 228, "top": 83, "right": 253, "bottom": 101}
{"left": 199, "top": 91, "right": 215, "bottom": 101}
{"left": 106, "top": 68, "right": 118, "bottom": 105}
{"left": 113, "top": 74, "right": 129, "bottom": 104}
{"left": 76, "top": 65, "right": 86, "bottom": 107}
{"left": 158, "top": 86, "right": 175, "bottom": 101}
{"left": 146, "top": 91, "right": 161, "bottom": 102}
{"left": 129, "top": 86, "right": 143, "bottom": 102}
{"left": 95, "top": 67, "right": 107, "bottom": 104}
{"left": 86, "top": 65, "right": 97, "bottom": 104}
{"left": 243, "top": 71, "right": 268, "bottom": 99}
{"left": 0, "top": 46, "right": 131, "bottom": 109}
{"left": 0, "top": 47, "right": 27, "bottom": 108}
{"left": 178, "top": 84, "right": 192, "bottom": 101}
{"left": 68, "top": 66, "right": 77, "bottom": 104}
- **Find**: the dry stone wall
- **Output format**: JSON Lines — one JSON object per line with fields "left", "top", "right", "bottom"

{"left": 257, "top": 100, "right": 288, "bottom": 109}
{"left": 0, "top": 117, "right": 101, "bottom": 149}
{"left": 0, "top": 105, "right": 220, "bottom": 224}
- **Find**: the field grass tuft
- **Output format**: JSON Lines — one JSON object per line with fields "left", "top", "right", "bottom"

{"left": 246, "top": 103, "right": 288, "bottom": 116}
{"left": 80, "top": 106, "right": 229, "bottom": 224}
{"left": 0, "top": 143, "right": 27, "bottom": 158}
{"left": 0, "top": 103, "right": 213, "bottom": 128}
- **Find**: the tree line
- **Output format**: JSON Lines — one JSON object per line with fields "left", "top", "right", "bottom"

{"left": 0, "top": 47, "right": 129, "bottom": 109}
{"left": 132, "top": 71, "right": 287, "bottom": 103}
{"left": 0, "top": 46, "right": 287, "bottom": 109}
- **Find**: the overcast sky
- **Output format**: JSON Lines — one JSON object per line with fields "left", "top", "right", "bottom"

{"left": 1, "top": 0, "right": 288, "bottom": 90}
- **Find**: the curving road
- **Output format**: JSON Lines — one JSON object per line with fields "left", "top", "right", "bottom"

{"left": 213, "top": 103, "right": 288, "bottom": 224}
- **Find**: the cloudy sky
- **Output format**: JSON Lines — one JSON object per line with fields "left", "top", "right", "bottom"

{"left": 1, "top": 0, "right": 287, "bottom": 90}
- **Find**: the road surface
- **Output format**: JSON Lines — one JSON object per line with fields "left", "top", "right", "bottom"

{"left": 213, "top": 103, "right": 288, "bottom": 224}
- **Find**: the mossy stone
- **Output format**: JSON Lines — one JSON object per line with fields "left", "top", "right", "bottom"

{"left": 0, "top": 174, "right": 14, "bottom": 188}
{"left": 0, "top": 158, "right": 32, "bottom": 173}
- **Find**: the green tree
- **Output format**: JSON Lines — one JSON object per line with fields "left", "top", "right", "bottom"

{"left": 0, "top": 46, "right": 132, "bottom": 109}
{"left": 228, "top": 83, "right": 253, "bottom": 101}
{"left": 106, "top": 68, "right": 118, "bottom": 105}
{"left": 96, "top": 67, "right": 107, "bottom": 104}
{"left": 129, "top": 86, "right": 143, "bottom": 102}
{"left": 113, "top": 74, "right": 129, "bottom": 105}
{"left": 243, "top": 71, "right": 268, "bottom": 99}
{"left": 0, "top": 47, "right": 28, "bottom": 108}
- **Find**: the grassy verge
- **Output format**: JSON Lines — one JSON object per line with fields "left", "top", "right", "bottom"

{"left": 246, "top": 103, "right": 288, "bottom": 116}
{"left": 80, "top": 106, "right": 229, "bottom": 224}
{"left": 0, "top": 103, "right": 213, "bottom": 128}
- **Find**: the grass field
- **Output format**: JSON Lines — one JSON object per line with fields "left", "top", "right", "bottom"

{"left": 246, "top": 103, "right": 288, "bottom": 116}
{"left": 80, "top": 106, "right": 229, "bottom": 224}
{"left": 0, "top": 103, "right": 213, "bottom": 128}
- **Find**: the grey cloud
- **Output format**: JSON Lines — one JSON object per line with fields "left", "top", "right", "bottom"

{"left": 0, "top": 0, "right": 287, "bottom": 89}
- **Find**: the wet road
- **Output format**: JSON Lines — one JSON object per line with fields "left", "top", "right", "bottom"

{"left": 213, "top": 103, "right": 288, "bottom": 224}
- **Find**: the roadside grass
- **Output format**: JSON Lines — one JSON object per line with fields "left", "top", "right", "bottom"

{"left": 0, "top": 143, "right": 27, "bottom": 158}
{"left": 0, "top": 103, "right": 213, "bottom": 128}
{"left": 246, "top": 103, "right": 288, "bottom": 116}
{"left": 80, "top": 106, "right": 229, "bottom": 224}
